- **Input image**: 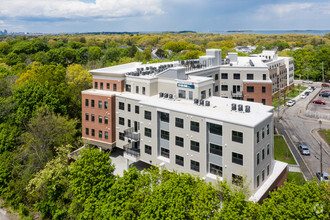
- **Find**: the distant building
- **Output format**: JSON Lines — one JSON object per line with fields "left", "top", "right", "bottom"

{"left": 234, "top": 45, "right": 257, "bottom": 54}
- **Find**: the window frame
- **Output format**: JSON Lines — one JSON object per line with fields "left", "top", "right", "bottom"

{"left": 190, "top": 140, "right": 200, "bottom": 152}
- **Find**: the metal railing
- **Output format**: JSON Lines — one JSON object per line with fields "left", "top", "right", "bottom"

{"left": 231, "top": 91, "right": 243, "bottom": 98}
{"left": 124, "top": 127, "right": 140, "bottom": 141}
{"left": 124, "top": 146, "right": 140, "bottom": 158}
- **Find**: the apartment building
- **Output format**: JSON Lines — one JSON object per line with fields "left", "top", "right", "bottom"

{"left": 81, "top": 50, "right": 287, "bottom": 202}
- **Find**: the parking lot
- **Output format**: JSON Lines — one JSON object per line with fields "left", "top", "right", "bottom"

{"left": 309, "top": 94, "right": 330, "bottom": 114}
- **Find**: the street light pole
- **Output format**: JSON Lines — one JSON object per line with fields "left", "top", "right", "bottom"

{"left": 322, "top": 62, "right": 324, "bottom": 83}
{"left": 319, "top": 120, "right": 323, "bottom": 178}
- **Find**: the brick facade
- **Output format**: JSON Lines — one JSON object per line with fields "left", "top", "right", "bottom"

{"left": 243, "top": 82, "right": 272, "bottom": 106}
{"left": 93, "top": 79, "right": 125, "bottom": 92}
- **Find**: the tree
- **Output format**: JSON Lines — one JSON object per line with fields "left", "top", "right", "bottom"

{"left": 69, "top": 147, "right": 116, "bottom": 219}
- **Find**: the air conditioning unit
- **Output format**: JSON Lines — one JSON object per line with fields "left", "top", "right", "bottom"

{"left": 205, "top": 101, "right": 210, "bottom": 106}
{"left": 238, "top": 104, "right": 243, "bottom": 112}
{"left": 231, "top": 103, "right": 237, "bottom": 111}
{"left": 159, "top": 92, "right": 164, "bottom": 98}
{"left": 245, "top": 105, "right": 250, "bottom": 113}
{"left": 200, "top": 99, "right": 205, "bottom": 106}
{"left": 169, "top": 94, "right": 173, "bottom": 99}
{"left": 194, "top": 98, "right": 199, "bottom": 104}
{"left": 164, "top": 93, "right": 169, "bottom": 98}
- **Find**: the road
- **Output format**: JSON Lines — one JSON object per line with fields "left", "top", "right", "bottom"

{"left": 278, "top": 82, "right": 330, "bottom": 180}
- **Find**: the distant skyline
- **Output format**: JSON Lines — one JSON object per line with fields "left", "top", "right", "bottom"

{"left": 0, "top": 0, "right": 330, "bottom": 33}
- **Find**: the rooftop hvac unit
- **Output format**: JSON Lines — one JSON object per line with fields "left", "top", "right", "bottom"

{"left": 238, "top": 104, "right": 243, "bottom": 112}
{"left": 164, "top": 93, "right": 169, "bottom": 98}
{"left": 231, "top": 103, "right": 237, "bottom": 111}
{"left": 159, "top": 92, "right": 164, "bottom": 98}
{"left": 205, "top": 101, "right": 210, "bottom": 106}
{"left": 146, "top": 67, "right": 149, "bottom": 70}
{"left": 245, "top": 105, "right": 250, "bottom": 113}
{"left": 200, "top": 99, "right": 205, "bottom": 106}
{"left": 194, "top": 98, "right": 199, "bottom": 104}
{"left": 169, "top": 94, "right": 173, "bottom": 99}
{"left": 141, "top": 68, "right": 144, "bottom": 71}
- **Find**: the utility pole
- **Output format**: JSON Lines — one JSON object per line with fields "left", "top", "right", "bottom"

{"left": 322, "top": 62, "right": 324, "bottom": 83}
{"left": 299, "top": 74, "right": 301, "bottom": 94}
{"left": 319, "top": 120, "right": 323, "bottom": 178}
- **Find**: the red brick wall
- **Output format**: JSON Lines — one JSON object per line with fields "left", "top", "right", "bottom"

{"left": 82, "top": 93, "right": 116, "bottom": 145}
{"left": 243, "top": 82, "right": 272, "bottom": 106}
{"left": 93, "top": 79, "right": 125, "bottom": 92}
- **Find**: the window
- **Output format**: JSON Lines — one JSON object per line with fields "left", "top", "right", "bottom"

{"left": 119, "top": 132, "right": 125, "bottom": 140}
{"left": 210, "top": 143, "right": 222, "bottom": 156}
{"left": 215, "top": 74, "right": 219, "bottom": 80}
{"left": 135, "top": 105, "right": 139, "bottom": 114}
{"left": 145, "top": 145, "right": 152, "bottom": 155}
{"left": 190, "top": 140, "right": 200, "bottom": 152}
{"left": 267, "top": 124, "right": 269, "bottom": 135}
{"left": 119, "top": 117, "right": 125, "bottom": 125}
{"left": 160, "top": 130, "right": 169, "bottom": 140}
{"left": 262, "top": 86, "right": 266, "bottom": 93}
{"left": 232, "top": 152, "right": 243, "bottom": 165}
{"left": 104, "top": 116, "right": 108, "bottom": 124}
{"left": 232, "top": 131, "right": 243, "bottom": 143}
{"left": 98, "top": 101, "right": 102, "bottom": 108}
{"left": 267, "top": 144, "right": 270, "bottom": 155}
{"left": 209, "top": 123, "right": 222, "bottom": 135}
{"left": 267, "top": 165, "right": 270, "bottom": 176}
{"left": 144, "top": 111, "right": 151, "bottom": 120}
{"left": 160, "top": 112, "right": 169, "bottom": 123}
{"left": 145, "top": 128, "right": 151, "bottom": 137}
{"left": 91, "top": 100, "right": 95, "bottom": 107}
{"left": 128, "top": 119, "right": 131, "bottom": 127}
{"left": 176, "top": 155, "right": 184, "bottom": 166}
{"left": 215, "top": 86, "right": 219, "bottom": 92}
{"left": 100, "top": 82, "right": 103, "bottom": 90}
{"left": 210, "top": 163, "right": 222, "bottom": 176}
{"left": 85, "top": 99, "right": 89, "bottom": 106}
{"left": 201, "top": 90, "right": 206, "bottom": 99}
{"left": 107, "top": 83, "right": 110, "bottom": 89}
{"left": 191, "top": 160, "right": 200, "bottom": 172}
{"left": 221, "top": 85, "right": 228, "bottom": 91}
{"left": 247, "top": 98, "right": 254, "bottom": 102}
{"left": 175, "top": 118, "right": 184, "bottom": 128}
{"left": 85, "top": 128, "right": 89, "bottom": 135}
{"left": 104, "top": 101, "right": 108, "bottom": 109}
{"left": 113, "top": 84, "right": 117, "bottom": 91}
{"left": 190, "top": 121, "right": 199, "bottom": 132}
{"left": 263, "top": 74, "right": 266, "bottom": 80}
{"left": 136, "top": 86, "right": 139, "bottom": 94}
{"left": 98, "top": 115, "right": 102, "bottom": 123}
{"left": 262, "top": 128, "right": 265, "bottom": 139}
{"left": 178, "top": 90, "right": 186, "bottom": 99}
{"left": 105, "top": 131, "right": 108, "bottom": 139}
{"left": 128, "top": 104, "right": 131, "bottom": 112}
{"left": 247, "top": 86, "right": 254, "bottom": 92}
{"left": 262, "top": 170, "right": 265, "bottom": 181}
{"left": 232, "top": 174, "right": 243, "bottom": 186}
{"left": 85, "top": 113, "right": 89, "bottom": 121}
{"left": 257, "top": 175, "right": 260, "bottom": 187}
{"left": 209, "top": 88, "right": 211, "bottom": 97}
{"left": 257, "top": 131, "right": 260, "bottom": 143}
{"left": 257, "top": 153, "right": 260, "bottom": 165}
{"left": 175, "top": 136, "right": 184, "bottom": 147}
{"left": 94, "top": 82, "right": 98, "bottom": 89}
{"left": 142, "top": 87, "right": 146, "bottom": 95}
{"left": 221, "top": 73, "right": 228, "bottom": 79}
{"left": 189, "top": 91, "right": 193, "bottom": 100}
{"left": 262, "top": 99, "right": 266, "bottom": 105}
{"left": 233, "top": 73, "right": 240, "bottom": 79}
{"left": 126, "top": 84, "right": 131, "bottom": 92}
{"left": 262, "top": 149, "right": 265, "bottom": 160}
{"left": 91, "top": 114, "right": 95, "bottom": 122}
{"left": 161, "top": 148, "right": 169, "bottom": 158}
{"left": 99, "top": 130, "right": 102, "bottom": 138}
{"left": 91, "top": 129, "right": 95, "bottom": 136}
{"left": 247, "top": 74, "right": 254, "bottom": 80}
{"left": 119, "top": 102, "right": 124, "bottom": 110}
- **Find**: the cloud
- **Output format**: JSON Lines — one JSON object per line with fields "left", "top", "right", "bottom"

{"left": 0, "top": 0, "right": 164, "bottom": 19}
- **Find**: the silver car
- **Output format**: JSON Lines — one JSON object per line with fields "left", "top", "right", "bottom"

{"left": 316, "top": 171, "right": 329, "bottom": 182}
{"left": 298, "top": 145, "right": 310, "bottom": 155}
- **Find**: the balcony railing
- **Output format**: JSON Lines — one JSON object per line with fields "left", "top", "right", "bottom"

{"left": 231, "top": 91, "right": 243, "bottom": 98}
{"left": 124, "top": 127, "right": 140, "bottom": 141}
{"left": 124, "top": 146, "right": 140, "bottom": 158}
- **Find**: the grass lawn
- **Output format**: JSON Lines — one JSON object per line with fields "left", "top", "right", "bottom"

{"left": 287, "top": 172, "right": 306, "bottom": 185}
{"left": 318, "top": 129, "right": 330, "bottom": 146}
{"left": 274, "top": 135, "right": 297, "bottom": 165}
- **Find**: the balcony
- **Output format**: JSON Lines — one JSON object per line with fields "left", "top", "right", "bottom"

{"left": 123, "top": 144, "right": 140, "bottom": 162}
{"left": 231, "top": 91, "right": 243, "bottom": 98}
{"left": 124, "top": 127, "right": 140, "bottom": 141}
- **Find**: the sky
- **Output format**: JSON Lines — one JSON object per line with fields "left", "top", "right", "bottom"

{"left": 0, "top": 0, "right": 329, "bottom": 33}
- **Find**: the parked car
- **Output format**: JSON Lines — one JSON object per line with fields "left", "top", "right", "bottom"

{"left": 301, "top": 94, "right": 307, "bottom": 99}
{"left": 286, "top": 100, "right": 295, "bottom": 107}
{"left": 298, "top": 145, "right": 310, "bottom": 155}
{"left": 321, "top": 92, "right": 330, "bottom": 97}
{"left": 307, "top": 87, "right": 314, "bottom": 93}
{"left": 319, "top": 90, "right": 329, "bottom": 96}
{"left": 316, "top": 171, "right": 329, "bottom": 182}
{"left": 321, "top": 83, "right": 329, "bottom": 87}
{"left": 312, "top": 100, "right": 326, "bottom": 105}
{"left": 304, "top": 91, "right": 310, "bottom": 96}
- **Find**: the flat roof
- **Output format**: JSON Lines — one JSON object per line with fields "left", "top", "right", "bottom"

{"left": 221, "top": 57, "right": 268, "bottom": 68}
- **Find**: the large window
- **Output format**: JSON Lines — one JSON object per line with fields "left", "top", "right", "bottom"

{"left": 160, "top": 112, "right": 169, "bottom": 123}
{"left": 247, "top": 86, "right": 254, "bottom": 92}
{"left": 233, "top": 73, "right": 240, "bottom": 79}
{"left": 263, "top": 74, "right": 266, "bottom": 80}
{"left": 119, "top": 132, "right": 125, "bottom": 140}
{"left": 262, "top": 149, "right": 265, "bottom": 160}
{"left": 144, "top": 128, "right": 151, "bottom": 137}
{"left": 262, "top": 128, "right": 265, "bottom": 139}
{"left": 190, "top": 140, "right": 200, "bottom": 152}
{"left": 98, "top": 101, "right": 102, "bottom": 108}
{"left": 262, "top": 170, "right": 265, "bottom": 181}
{"left": 247, "top": 74, "right": 254, "bottom": 80}
{"left": 176, "top": 155, "right": 184, "bottom": 166}
{"left": 210, "top": 163, "right": 222, "bottom": 176}
{"left": 136, "top": 86, "right": 139, "bottom": 94}
{"left": 91, "top": 100, "right": 95, "bottom": 107}
{"left": 98, "top": 115, "right": 102, "bottom": 123}
{"left": 161, "top": 148, "right": 169, "bottom": 158}
{"left": 85, "top": 113, "right": 89, "bottom": 121}
{"left": 178, "top": 90, "right": 186, "bottom": 99}
{"left": 85, "top": 99, "right": 89, "bottom": 106}
{"left": 190, "top": 121, "right": 199, "bottom": 132}
{"left": 119, "top": 102, "right": 125, "bottom": 110}
{"left": 142, "top": 87, "right": 146, "bottom": 95}
{"left": 91, "top": 129, "right": 95, "bottom": 136}
{"left": 221, "top": 85, "right": 228, "bottom": 91}
{"left": 106, "top": 83, "right": 110, "bottom": 89}
{"left": 94, "top": 82, "right": 98, "bottom": 89}
{"left": 119, "top": 117, "right": 125, "bottom": 125}
{"left": 128, "top": 104, "right": 131, "bottom": 112}
{"left": 215, "top": 86, "right": 219, "bottom": 92}
{"left": 135, "top": 105, "right": 140, "bottom": 114}
{"left": 191, "top": 160, "right": 200, "bottom": 172}
{"left": 85, "top": 128, "right": 89, "bottom": 135}
{"left": 113, "top": 84, "right": 117, "bottom": 91}
{"left": 232, "top": 152, "right": 243, "bottom": 165}
{"left": 232, "top": 131, "right": 243, "bottom": 143}
{"left": 91, "top": 114, "right": 95, "bottom": 122}
{"left": 257, "top": 131, "right": 260, "bottom": 143}
{"left": 145, "top": 145, "right": 152, "bottom": 155}
{"left": 232, "top": 174, "right": 243, "bottom": 186}
{"left": 209, "top": 123, "right": 222, "bottom": 135}
{"left": 160, "top": 130, "right": 170, "bottom": 140}
{"left": 257, "top": 153, "right": 260, "bottom": 165}
{"left": 175, "top": 118, "right": 184, "bottom": 128}
{"left": 221, "top": 73, "right": 228, "bottom": 79}
{"left": 100, "top": 82, "right": 103, "bottom": 90}
{"left": 104, "top": 116, "right": 108, "bottom": 124}
{"left": 262, "top": 86, "right": 266, "bottom": 93}
{"left": 105, "top": 131, "right": 108, "bottom": 139}
{"left": 144, "top": 111, "right": 151, "bottom": 120}
{"left": 257, "top": 175, "right": 260, "bottom": 187}
{"left": 175, "top": 136, "right": 184, "bottom": 147}
{"left": 99, "top": 130, "right": 102, "bottom": 138}
{"left": 126, "top": 84, "right": 131, "bottom": 92}
{"left": 215, "top": 74, "right": 219, "bottom": 80}
{"left": 267, "top": 144, "right": 270, "bottom": 155}
{"left": 104, "top": 101, "right": 108, "bottom": 109}
{"left": 210, "top": 143, "right": 222, "bottom": 156}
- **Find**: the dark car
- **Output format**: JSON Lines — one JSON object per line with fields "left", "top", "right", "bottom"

{"left": 321, "top": 92, "right": 330, "bottom": 97}
{"left": 319, "top": 90, "right": 330, "bottom": 96}
{"left": 298, "top": 145, "right": 310, "bottom": 155}
{"left": 313, "top": 100, "right": 326, "bottom": 105}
